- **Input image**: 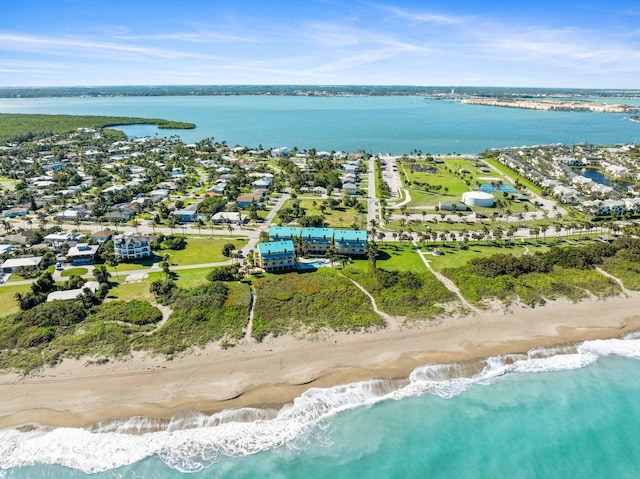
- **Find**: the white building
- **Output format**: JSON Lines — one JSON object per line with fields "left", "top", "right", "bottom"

{"left": 113, "top": 234, "right": 153, "bottom": 260}
{"left": 1, "top": 256, "right": 43, "bottom": 273}
{"left": 47, "top": 281, "right": 100, "bottom": 302}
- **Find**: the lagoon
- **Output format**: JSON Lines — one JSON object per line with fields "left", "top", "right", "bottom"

{"left": 0, "top": 95, "right": 639, "bottom": 154}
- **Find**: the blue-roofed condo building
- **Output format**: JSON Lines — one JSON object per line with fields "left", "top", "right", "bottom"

{"left": 300, "top": 227, "right": 334, "bottom": 255}
{"left": 266, "top": 226, "right": 368, "bottom": 259}
{"left": 269, "top": 226, "right": 301, "bottom": 241}
{"left": 333, "top": 229, "right": 368, "bottom": 256}
{"left": 254, "top": 240, "right": 296, "bottom": 272}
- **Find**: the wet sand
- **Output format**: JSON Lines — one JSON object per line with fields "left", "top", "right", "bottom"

{"left": 1, "top": 294, "right": 639, "bottom": 429}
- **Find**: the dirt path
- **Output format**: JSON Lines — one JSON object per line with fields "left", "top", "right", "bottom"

{"left": 242, "top": 287, "right": 256, "bottom": 343}
{"left": 595, "top": 266, "right": 631, "bottom": 296}
{"left": 413, "top": 242, "right": 479, "bottom": 314}
{"left": 340, "top": 274, "right": 404, "bottom": 331}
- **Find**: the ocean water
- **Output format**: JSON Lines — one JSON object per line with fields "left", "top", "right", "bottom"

{"left": 0, "top": 95, "right": 639, "bottom": 154}
{"left": 2, "top": 94, "right": 640, "bottom": 477}
{"left": 2, "top": 334, "right": 640, "bottom": 478}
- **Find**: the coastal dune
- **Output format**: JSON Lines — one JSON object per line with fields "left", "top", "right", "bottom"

{"left": 2, "top": 294, "right": 640, "bottom": 430}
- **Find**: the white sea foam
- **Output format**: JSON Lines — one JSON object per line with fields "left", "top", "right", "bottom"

{"left": 2, "top": 336, "right": 640, "bottom": 473}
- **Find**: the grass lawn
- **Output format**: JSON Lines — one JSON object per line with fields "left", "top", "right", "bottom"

{"left": 347, "top": 242, "right": 428, "bottom": 274}
{"left": 425, "top": 243, "right": 541, "bottom": 272}
{"left": 172, "top": 268, "right": 212, "bottom": 288}
{"left": 105, "top": 276, "right": 156, "bottom": 302}
{"left": 160, "top": 237, "right": 249, "bottom": 265}
{"left": 275, "top": 199, "right": 366, "bottom": 229}
{"left": 105, "top": 267, "right": 214, "bottom": 301}
{"left": 0, "top": 284, "right": 31, "bottom": 316}
{"left": 60, "top": 267, "right": 89, "bottom": 277}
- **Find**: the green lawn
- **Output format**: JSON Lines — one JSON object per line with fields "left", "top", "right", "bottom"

{"left": 275, "top": 199, "right": 366, "bottom": 228}
{"left": 425, "top": 243, "right": 544, "bottom": 272}
{"left": 160, "top": 237, "right": 249, "bottom": 265}
{"left": 60, "top": 267, "right": 89, "bottom": 277}
{"left": 0, "top": 284, "right": 31, "bottom": 316}
{"left": 106, "top": 275, "right": 157, "bottom": 302}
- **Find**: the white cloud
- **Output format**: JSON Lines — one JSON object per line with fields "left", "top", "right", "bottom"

{"left": 374, "top": 3, "right": 464, "bottom": 25}
{"left": 0, "top": 34, "right": 221, "bottom": 61}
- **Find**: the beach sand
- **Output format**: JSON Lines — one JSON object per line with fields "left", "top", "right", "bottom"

{"left": 1, "top": 293, "right": 640, "bottom": 429}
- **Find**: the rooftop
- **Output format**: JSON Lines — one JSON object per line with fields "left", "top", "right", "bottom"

{"left": 256, "top": 240, "right": 295, "bottom": 255}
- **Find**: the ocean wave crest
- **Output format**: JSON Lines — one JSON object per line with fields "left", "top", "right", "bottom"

{"left": 1, "top": 336, "right": 639, "bottom": 473}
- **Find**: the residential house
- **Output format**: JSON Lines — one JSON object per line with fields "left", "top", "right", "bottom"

{"left": 1, "top": 256, "right": 42, "bottom": 273}
{"left": 270, "top": 147, "right": 290, "bottom": 157}
{"left": 147, "top": 189, "right": 170, "bottom": 202}
{"left": 342, "top": 182, "right": 358, "bottom": 196}
{"left": 101, "top": 185, "right": 126, "bottom": 196}
{"left": 211, "top": 212, "right": 247, "bottom": 225}
{"left": 44, "top": 232, "right": 73, "bottom": 252}
{"left": 90, "top": 230, "right": 114, "bottom": 244}
{"left": 254, "top": 240, "right": 296, "bottom": 272}
{"left": 236, "top": 190, "right": 265, "bottom": 208}
{"left": 7, "top": 230, "right": 38, "bottom": 245}
{"left": 2, "top": 207, "right": 29, "bottom": 218}
{"left": 47, "top": 281, "right": 100, "bottom": 302}
{"left": 66, "top": 243, "right": 99, "bottom": 265}
{"left": 105, "top": 203, "right": 136, "bottom": 222}
{"left": 55, "top": 207, "right": 88, "bottom": 222}
{"left": 113, "top": 234, "right": 153, "bottom": 260}
{"left": 333, "top": 229, "right": 368, "bottom": 256}
{"left": 173, "top": 205, "right": 202, "bottom": 222}
{"left": 252, "top": 178, "right": 272, "bottom": 189}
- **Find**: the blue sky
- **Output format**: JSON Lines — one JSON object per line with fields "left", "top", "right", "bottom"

{"left": 1, "top": 0, "right": 639, "bottom": 88}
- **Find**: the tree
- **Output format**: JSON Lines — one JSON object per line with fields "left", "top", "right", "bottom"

{"left": 150, "top": 278, "right": 176, "bottom": 303}
{"left": 93, "top": 265, "right": 111, "bottom": 284}
{"left": 222, "top": 243, "right": 235, "bottom": 257}
{"left": 108, "top": 256, "right": 120, "bottom": 280}
{"left": 366, "top": 242, "right": 379, "bottom": 273}
{"left": 259, "top": 230, "right": 271, "bottom": 242}
{"left": 160, "top": 260, "right": 172, "bottom": 279}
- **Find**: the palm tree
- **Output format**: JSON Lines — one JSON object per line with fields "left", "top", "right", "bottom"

{"left": 365, "top": 242, "right": 379, "bottom": 272}
{"left": 226, "top": 222, "right": 234, "bottom": 237}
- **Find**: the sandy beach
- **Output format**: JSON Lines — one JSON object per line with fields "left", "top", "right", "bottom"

{"left": 2, "top": 293, "right": 640, "bottom": 430}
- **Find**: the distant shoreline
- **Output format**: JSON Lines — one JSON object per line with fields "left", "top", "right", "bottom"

{"left": 1, "top": 85, "right": 640, "bottom": 100}
{"left": 461, "top": 98, "right": 639, "bottom": 113}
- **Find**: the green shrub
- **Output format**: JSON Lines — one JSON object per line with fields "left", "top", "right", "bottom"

{"left": 89, "top": 300, "right": 163, "bottom": 326}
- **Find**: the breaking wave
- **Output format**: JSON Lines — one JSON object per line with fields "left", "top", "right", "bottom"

{"left": 2, "top": 335, "right": 640, "bottom": 474}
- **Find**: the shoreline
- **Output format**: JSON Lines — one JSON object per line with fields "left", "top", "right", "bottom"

{"left": 2, "top": 294, "right": 640, "bottom": 430}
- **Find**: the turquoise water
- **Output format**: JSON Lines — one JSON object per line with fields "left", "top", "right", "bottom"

{"left": 2, "top": 94, "right": 640, "bottom": 477}
{"left": 3, "top": 336, "right": 640, "bottom": 478}
{"left": 0, "top": 95, "right": 639, "bottom": 154}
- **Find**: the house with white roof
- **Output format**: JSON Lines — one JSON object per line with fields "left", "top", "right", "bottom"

{"left": 1, "top": 256, "right": 43, "bottom": 273}
{"left": 47, "top": 281, "right": 100, "bottom": 302}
